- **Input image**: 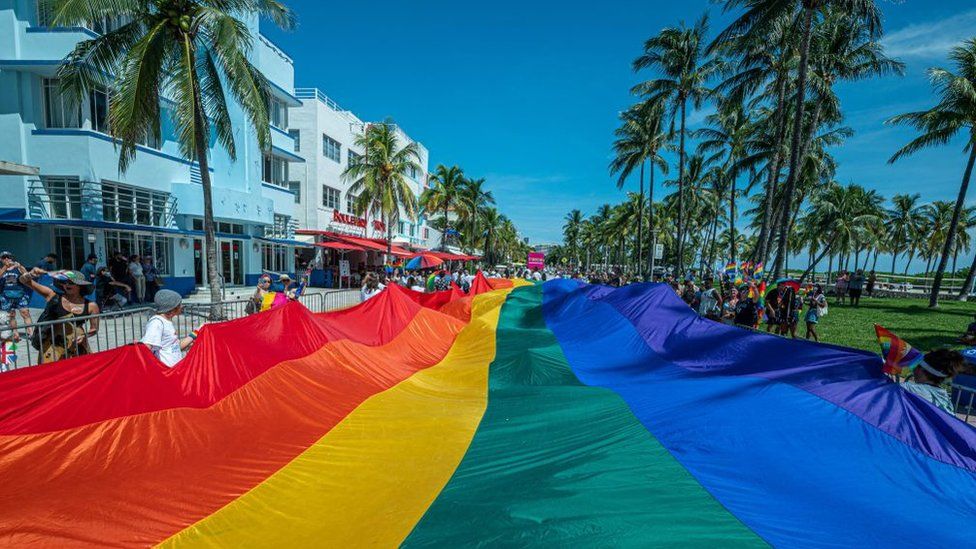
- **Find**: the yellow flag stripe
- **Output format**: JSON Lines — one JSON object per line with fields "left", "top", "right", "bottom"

{"left": 159, "top": 288, "right": 513, "bottom": 547}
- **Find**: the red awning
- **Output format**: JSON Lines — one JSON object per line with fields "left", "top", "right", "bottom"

{"left": 316, "top": 241, "right": 365, "bottom": 251}
{"left": 427, "top": 251, "right": 478, "bottom": 261}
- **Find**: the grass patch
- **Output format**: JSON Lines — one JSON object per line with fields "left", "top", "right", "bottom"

{"left": 810, "top": 296, "right": 976, "bottom": 353}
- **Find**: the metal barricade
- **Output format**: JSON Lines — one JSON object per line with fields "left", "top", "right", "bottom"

{"left": 953, "top": 383, "right": 976, "bottom": 425}
{"left": 0, "top": 289, "right": 363, "bottom": 372}
{"left": 7, "top": 306, "right": 155, "bottom": 369}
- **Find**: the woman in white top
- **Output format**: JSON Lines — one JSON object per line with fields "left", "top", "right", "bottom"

{"left": 360, "top": 272, "right": 385, "bottom": 302}
{"left": 129, "top": 254, "right": 146, "bottom": 304}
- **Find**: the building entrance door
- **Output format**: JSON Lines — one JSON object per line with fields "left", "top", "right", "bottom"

{"left": 219, "top": 239, "right": 244, "bottom": 286}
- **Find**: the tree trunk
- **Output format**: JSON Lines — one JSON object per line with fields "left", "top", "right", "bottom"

{"left": 800, "top": 234, "right": 837, "bottom": 285}
{"left": 904, "top": 251, "right": 913, "bottom": 275}
{"left": 756, "top": 72, "right": 788, "bottom": 264}
{"left": 442, "top": 203, "right": 449, "bottom": 251}
{"left": 677, "top": 98, "right": 687, "bottom": 274}
{"left": 637, "top": 161, "right": 645, "bottom": 277}
{"left": 771, "top": 7, "right": 814, "bottom": 281}
{"left": 871, "top": 248, "right": 879, "bottom": 272}
{"left": 730, "top": 160, "right": 737, "bottom": 264}
{"left": 929, "top": 146, "right": 976, "bottom": 306}
{"left": 187, "top": 48, "right": 224, "bottom": 320}
{"left": 957, "top": 251, "right": 976, "bottom": 301}
{"left": 890, "top": 250, "right": 897, "bottom": 276}
{"left": 648, "top": 163, "right": 657, "bottom": 276}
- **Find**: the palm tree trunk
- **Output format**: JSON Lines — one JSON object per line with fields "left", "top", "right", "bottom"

{"left": 890, "top": 250, "right": 897, "bottom": 276}
{"left": 442, "top": 203, "right": 449, "bottom": 251}
{"left": 637, "top": 161, "right": 645, "bottom": 277}
{"left": 957, "top": 252, "right": 976, "bottom": 301}
{"left": 904, "top": 251, "right": 913, "bottom": 275}
{"left": 800, "top": 234, "right": 837, "bottom": 285}
{"left": 187, "top": 50, "right": 223, "bottom": 319}
{"left": 929, "top": 146, "right": 976, "bottom": 306}
{"left": 677, "top": 98, "right": 687, "bottom": 274}
{"left": 756, "top": 72, "right": 788, "bottom": 264}
{"left": 871, "top": 249, "right": 879, "bottom": 272}
{"left": 648, "top": 163, "right": 657, "bottom": 276}
{"left": 771, "top": 7, "right": 814, "bottom": 281}
{"left": 729, "top": 167, "right": 737, "bottom": 264}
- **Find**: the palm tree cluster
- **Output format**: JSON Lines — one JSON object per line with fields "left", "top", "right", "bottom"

{"left": 587, "top": 1, "right": 976, "bottom": 304}
{"left": 419, "top": 165, "right": 530, "bottom": 266}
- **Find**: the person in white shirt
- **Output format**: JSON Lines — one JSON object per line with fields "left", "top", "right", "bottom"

{"left": 361, "top": 272, "right": 385, "bottom": 302}
{"left": 128, "top": 254, "right": 146, "bottom": 303}
{"left": 141, "top": 289, "right": 198, "bottom": 367}
{"left": 531, "top": 269, "right": 543, "bottom": 281}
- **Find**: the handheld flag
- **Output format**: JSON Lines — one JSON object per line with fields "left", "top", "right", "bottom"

{"left": 753, "top": 262, "right": 765, "bottom": 280}
{"left": 874, "top": 325, "right": 924, "bottom": 377}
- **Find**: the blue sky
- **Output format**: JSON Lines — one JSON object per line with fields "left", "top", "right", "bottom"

{"left": 264, "top": 0, "right": 976, "bottom": 269}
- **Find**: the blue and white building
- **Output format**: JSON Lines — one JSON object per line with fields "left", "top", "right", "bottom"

{"left": 0, "top": 2, "right": 307, "bottom": 296}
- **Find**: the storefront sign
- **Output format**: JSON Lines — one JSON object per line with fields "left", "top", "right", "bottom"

{"left": 338, "top": 260, "right": 351, "bottom": 277}
{"left": 527, "top": 252, "right": 545, "bottom": 270}
{"left": 332, "top": 210, "right": 385, "bottom": 232}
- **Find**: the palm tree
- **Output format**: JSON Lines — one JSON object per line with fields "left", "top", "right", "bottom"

{"left": 420, "top": 165, "right": 465, "bottom": 251}
{"left": 695, "top": 101, "right": 755, "bottom": 264}
{"left": 717, "top": 1, "right": 882, "bottom": 280}
{"left": 632, "top": 13, "right": 721, "bottom": 273}
{"left": 798, "top": 182, "right": 881, "bottom": 283}
{"left": 54, "top": 0, "right": 293, "bottom": 317}
{"left": 459, "top": 177, "right": 495, "bottom": 252}
{"left": 344, "top": 122, "right": 421, "bottom": 259}
{"left": 563, "top": 209, "right": 584, "bottom": 269}
{"left": 888, "top": 39, "right": 976, "bottom": 307}
{"left": 885, "top": 193, "right": 923, "bottom": 274}
{"left": 479, "top": 207, "right": 502, "bottom": 265}
{"left": 610, "top": 99, "right": 670, "bottom": 277}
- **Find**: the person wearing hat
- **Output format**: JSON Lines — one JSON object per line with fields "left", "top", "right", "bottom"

{"left": 1, "top": 252, "right": 31, "bottom": 341}
{"left": 20, "top": 267, "right": 99, "bottom": 363}
{"left": 140, "top": 289, "right": 199, "bottom": 367}
{"left": 901, "top": 349, "right": 967, "bottom": 414}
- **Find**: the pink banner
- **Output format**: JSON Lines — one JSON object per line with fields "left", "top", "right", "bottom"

{"left": 527, "top": 252, "right": 545, "bottom": 270}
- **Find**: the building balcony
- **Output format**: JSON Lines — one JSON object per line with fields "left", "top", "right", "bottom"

{"left": 269, "top": 125, "right": 302, "bottom": 162}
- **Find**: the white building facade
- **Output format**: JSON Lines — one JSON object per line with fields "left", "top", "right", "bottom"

{"left": 288, "top": 88, "right": 440, "bottom": 250}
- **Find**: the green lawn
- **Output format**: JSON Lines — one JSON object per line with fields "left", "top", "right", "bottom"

{"left": 812, "top": 296, "right": 976, "bottom": 353}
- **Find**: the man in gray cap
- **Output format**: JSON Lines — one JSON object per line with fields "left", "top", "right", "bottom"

{"left": 140, "top": 289, "right": 199, "bottom": 367}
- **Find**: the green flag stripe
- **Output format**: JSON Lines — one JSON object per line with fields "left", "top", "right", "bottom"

{"left": 403, "top": 284, "right": 764, "bottom": 547}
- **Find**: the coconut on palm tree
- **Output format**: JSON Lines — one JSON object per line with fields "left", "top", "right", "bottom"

{"left": 421, "top": 165, "right": 465, "bottom": 251}
{"left": 343, "top": 122, "right": 421, "bottom": 260}
{"left": 888, "top": 39, "right": 976, "bottom": 306}
{"left": 54, "top": 0, "right": 293, "bottom": 318}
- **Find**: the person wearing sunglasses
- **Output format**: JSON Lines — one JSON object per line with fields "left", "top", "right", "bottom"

{"left": 20, "top": 268, "right": 99, "bottom": 363}
{"left": 245, "top": 275, "right": 274, "bottom": 315}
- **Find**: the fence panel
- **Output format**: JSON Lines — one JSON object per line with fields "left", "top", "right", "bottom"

{"left": 2, "top": 290, "right": 362, "bottom": 372}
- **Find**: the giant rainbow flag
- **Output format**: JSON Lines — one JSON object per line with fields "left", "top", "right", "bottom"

{"left": 1, "top": 277, "right": 975, "bottom": 546}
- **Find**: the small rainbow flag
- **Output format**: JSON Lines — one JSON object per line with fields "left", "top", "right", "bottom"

{"left": 874, "top": 325, "right": 924, "bottom": 377}
{"left": 724, "top": 262, "right": 737, "bottom": 275}
{"left": 753, "top": 262, "right": 765, "bottom": 280}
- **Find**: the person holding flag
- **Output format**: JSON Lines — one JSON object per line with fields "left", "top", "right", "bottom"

{"left": 875, "top": 325, "right": 966, "bottom": 414}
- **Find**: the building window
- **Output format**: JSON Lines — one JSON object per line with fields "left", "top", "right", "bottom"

{"left": 261, "top": 242, "right": 288, "bottom": 272}
{"left": 269, "top": 96, "right": 288, "bottom": 129}
{"left": 407, "top": 164, "right": 418, "bottom": 180}
{"left": 266, "top": 214, "right": 292, "bottom": 239}
{"left": 103, "top": 230, "right": 172, "bottom": 275}
{"left": 345, "top": 193, "right": 357, "bottom": 214}
{"left": 424, "top": 227, "right": 429, "bottom": 239}
{"left": 322, "top": 185, "right": 340, "bottom": 209}
{"left": 288, "top": 129, "right": 300, "bottom": 152}
{"left": 397, "top": 221, "right": 405, "bottom": 235}
{"left": 409, "top": 223, "right": 415, "bottom": 237}
{"left": 89, "top": 86, "right": 110, "bottom": 133}
{"left": 288, "top": 181, "right": 301, "bottom": 203}
{"left": 40, "top": 176, "right": 82, "bottom": 219}
{"left": 53, "top": 227, "right": 85, "bottom": 271}
{"left": 43, "top": 79, "right": 81, "bottom": 129}
{"left": 193, "top": 218, "right": 244, "bottom": 234}
{"left": 262, "top": 153, "right": 289, "bottom": 187}
{"left": 101, "top": 181, "right": 172, "bottom": 227}
{"left": 347, "top": 150, "right": 362, "bottom": 166}
{"left": 322, "top": 134, "right": 341, "bottom": 162}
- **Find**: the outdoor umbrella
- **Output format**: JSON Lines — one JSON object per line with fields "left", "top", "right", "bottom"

{"left": 405, "top": 253, "right": 444, "bottom": 271}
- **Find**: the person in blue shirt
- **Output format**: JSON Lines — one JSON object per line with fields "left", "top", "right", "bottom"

{"left": 80, "top": 254, "right": 98, "bottom": 283}
{"left": 35, "top": 253, "right": 57, "bottom": 272}
{"left": 0, "top": 252, "right": 30, "bottom": 340}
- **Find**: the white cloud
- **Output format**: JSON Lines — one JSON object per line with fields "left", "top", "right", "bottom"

{"left": 883, "top": 10, "right": 976, "bottom": 60}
